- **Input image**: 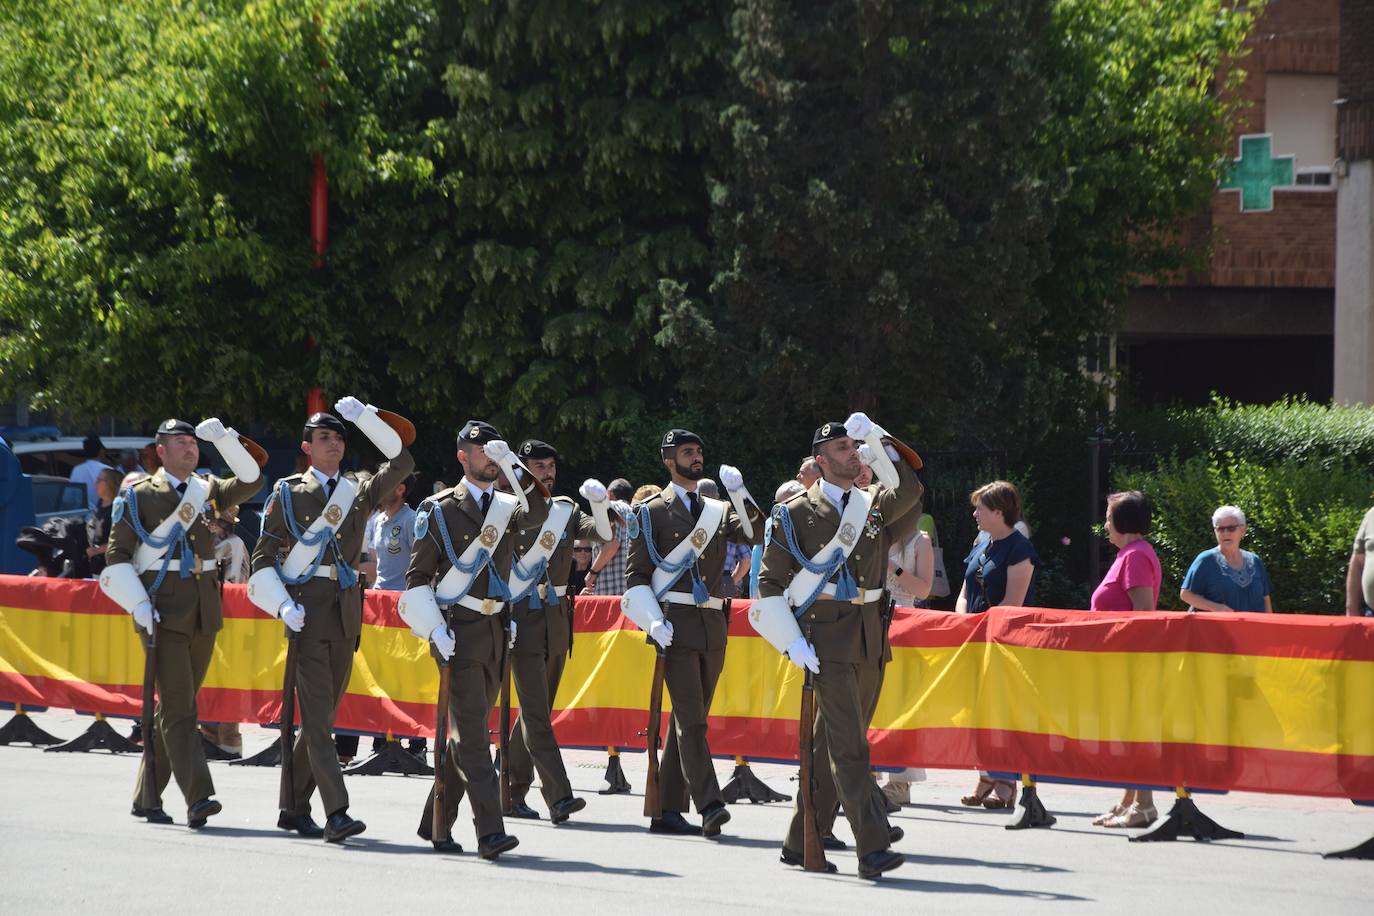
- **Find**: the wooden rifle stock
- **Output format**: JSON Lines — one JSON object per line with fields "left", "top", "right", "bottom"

{"left": 799, "top": 624, "right": 828, "bottom": 871}
{"left": 140, "top": 628, "right": 157, "bottom": 810}
{"left": 642, "top": 643, "right": 666, "bottom": 819}
{"left": 432, "top": 650, "right": 452, "bottom": 842}
{"left": 277, "top": 629, "right": 299, "bottom": 813}
{"left": 499, "top": 611, "right": 513, "bottom": 814}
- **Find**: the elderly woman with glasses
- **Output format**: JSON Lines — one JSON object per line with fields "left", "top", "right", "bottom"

{"left": 1179, "top": 505, "right": 1273, "bottom": 613}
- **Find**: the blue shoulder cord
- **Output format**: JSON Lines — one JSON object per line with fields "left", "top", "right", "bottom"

{"left": 636, "top": 503, "right": 711, "bottom": 604}
{"left": 773, "top": 502, "right": 860, "bottom": 619}
{"left": 272, "top": 479, "right": 359, "bottom": 590}
{"left": 119, "top": 485, "right": 194, "bottom": 595}
{"left": 424, "top": 497, "right": 511, "bottom": 607}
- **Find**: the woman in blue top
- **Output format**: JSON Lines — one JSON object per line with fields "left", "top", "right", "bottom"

{"left": 1179, "top": 505, "right": 1273, "bottom": 613}
{"left": 954, "top": 480, "right": 1039, "bottom": 809}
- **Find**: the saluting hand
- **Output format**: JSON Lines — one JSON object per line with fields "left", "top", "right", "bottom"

{"left": 484, "top": 439, "right": 511, "bottom": 463}
{"left": 195, "top": 418, "right": 227, "bottom": 442}
{"left": 334, "top": 396, "right": 366, "bottom": 423}
{"left": 844, "top": 412, "right": 874, "bottom": 441}
{"left": 579, "top": 479, "right": 608, "bottom": 503}
{"left": 719, "top": 465, "right": 745, "bottom": 492}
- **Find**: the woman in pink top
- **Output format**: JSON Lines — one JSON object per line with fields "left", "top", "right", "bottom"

{"left": 1090, "top": 490, "right": 1162, "bottom": 829}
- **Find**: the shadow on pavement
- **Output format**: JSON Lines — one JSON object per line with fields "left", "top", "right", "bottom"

{"left": 475, "top": 854, "right": 677, "bottom": 878}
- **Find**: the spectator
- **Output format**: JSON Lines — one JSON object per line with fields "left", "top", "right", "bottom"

{"left": 631, "top": 483, "right": 661, "bottom": 505}
{"left": 751, "top": 479, "right": 806, "bottom": 598}
{"left": 880, "top": 509, "right": 935, "bottom": 806}
{"left": 138, "top": 441, "right": 161, "bottom": 474}
{"left": 1089, "top": 490, "right": 1162, "bottom": 829}
{"left": 1179, "top": 505, "right": 1273, "bottom": 613}
{"left": 69, "top": 433, "right": 112, "bottom": 512}
{"left": 117, "top": 448, "right": 143, "bottom": 474}
{"left": 1345, "top": 502, "right": 1374, "bottom": 617}
{"left": 568, "top": 539, "right": 593, "bottom": 594}
{"left": 585, "top": 479, "right": 636, "bottom": 596}
{"left": 368, "top": 474, "right": 416, "bottom": 592}
{"left": 796, "top": 457, "right": 821, "bottom": 489}
{"left": 213, "top": 507, "right": 249, "bottom": 584}
{"left": 956, "top": 480, "right": 1038, "bottom": 810}
{"left": 84, "top": 468, "right": 123, "bottom": 575}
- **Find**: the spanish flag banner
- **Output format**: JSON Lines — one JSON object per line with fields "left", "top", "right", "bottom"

{"left": 1, "top": 575, "right": 1370, "bottom": 800}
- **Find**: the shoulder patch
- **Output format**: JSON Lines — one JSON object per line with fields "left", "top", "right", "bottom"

{"left": 111, "top": 494, "right": 126, "bottom": 525}
{"left": 414, "top": 505, "right": 431, "bottom": 540}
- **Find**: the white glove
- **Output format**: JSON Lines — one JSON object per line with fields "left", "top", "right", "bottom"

{"left": 334, "top": 396, "right": 365, "bottom": 422}
{"left": 857, "top": 443, "right": 876, "bottom": 465}
{"left": 484, "top": 439, "right": 511, "bottom": 463}
{"left": 430, "top": 624, "right": 455, "bottom": 661}
{"left": 195, "top": 418, "right": 227, "bottom": 442}
{"left": 132, "top": 601, "right": 159, "bottom": 636}
{"left": 647, "top": 619, "right": 674, "bottom": 649}
{"left": 785, "top": 636, "right": 820, "bottom": 674}
{"left": 844, "top": 412, "right": 874, "bottom": 442}
{"left": 719, "top": 465, "right": 744, "bottom": 492}
{"left": 508, "top": 619, "right": 518, "bottom": 648}
{"left": 278, "top": 600, "right": 306, "bottom": 633}
{"left": 579, "top": 479, "right": 607, "bottom": 503}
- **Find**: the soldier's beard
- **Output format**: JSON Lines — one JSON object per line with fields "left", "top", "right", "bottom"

{"left": 674, "top": 459, "right": 705, "bottom": 482}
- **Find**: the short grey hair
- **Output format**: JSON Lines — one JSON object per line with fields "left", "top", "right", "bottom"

{"left": 696, "top": 480, "right": 720, "bottom": 499}
{"left": 775, "top": 480, "right": 805, "bottom": 504}
{"left": 1212, "top": 505, "right": 1247, "bottom": 528}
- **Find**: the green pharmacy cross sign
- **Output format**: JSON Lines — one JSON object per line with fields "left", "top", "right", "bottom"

{"left": 1220, "top": 133, "right": 1295, "bottom": 213}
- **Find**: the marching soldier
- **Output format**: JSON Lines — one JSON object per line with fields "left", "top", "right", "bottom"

{"left": 396, "top": 420, "right": 523, "bottom": 859}
{"left": 621, "top": 429, "right": 766, "bottom": 837}
{"left": 100, "top": 417, "right": 267, "bottom": 828}
{"left": 498, "top": 439, "right": 616, "bottom": 823}
{"left": 752, "top": 413, "right": 923, "bottom": 879}
{"left": 247, "top": 397, "right": 416, "bottom": 843}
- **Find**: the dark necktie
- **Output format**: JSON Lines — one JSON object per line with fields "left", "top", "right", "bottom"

{"left": 175, "top": 481, "right": 187, "bottom": 497}
{"left": 688, "top": 491, "right": 701, "bottom": 519}
{"left": 481, "top": 491, "right": 491, "bottom": 515}
{"left": 841, "top": 490, "right": 850, "bottom": 512}
{"left": 325, "top": 477, "right": 337, "bottom": 497}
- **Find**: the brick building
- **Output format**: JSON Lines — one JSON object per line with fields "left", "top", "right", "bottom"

{"left": 1118, "top": 0, "right": 1342, "bottom": 409}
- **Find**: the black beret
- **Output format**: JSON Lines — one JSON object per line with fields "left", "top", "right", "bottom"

{"left": 519, "top": 439, "right": 558, "bottom": 460}
{"left": 661, "top": 428, "right": 704, "bottom": 450}
{"left": 302, "top": 412, "right": 347, "bottom": 439}
{"left": 156, "top": 419, "right": 195, "bottom": 437}
{"left": 812, "top": 420, "right": 850, "bottom": 452}
{"left": 458, "top": 419, "right": 502, "bottom": 446}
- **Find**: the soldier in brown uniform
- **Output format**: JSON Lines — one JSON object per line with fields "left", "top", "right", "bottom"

{"left": 752, "top": 413, "right": 922, "bottom": 879}
{"left": 100, "top": 417, "right": 266, "bottom": 828}
{"left": 247, "top": 397, "right": 415, "bottom": 843}
{"left": 498, "top": 439, "right": 616, "bottom": 823}
{"left": 621, "top": 429, "right": 766, "bottom": 838}
{"left": 397, "top": 420, "right": 523, "bottom": 860}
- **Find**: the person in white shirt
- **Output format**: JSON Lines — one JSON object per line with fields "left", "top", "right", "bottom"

{"left": 69, "top": 434, "right": 113, "bottom": 513}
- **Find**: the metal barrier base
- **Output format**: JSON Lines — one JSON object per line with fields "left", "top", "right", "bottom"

{"left": 1131, "top": 795, "right": 1244, "bottom": 843}
{"left": 722, "top": 762, "right": 791, "bottom": 804}
{"left": 343, "top": 738, "right": 433, "bottom": 777}
{"left": 1005, "top": 783, "right": 1056, "bottom": 830}
{"left": 43, "top": 717, "right": 141, "bottom": 754}
{"left": 0, "top": 711, "right": 62, "bottom": 746}
{"left": 598, "top": 752, "right": 632, "bottom": 795}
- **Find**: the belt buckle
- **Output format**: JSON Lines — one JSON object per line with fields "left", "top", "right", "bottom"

{"left": 481, "top": 597, "right": 499, "bottom": 616}
{"left": 851, "top": 594, "right": 865, "bottom": 606}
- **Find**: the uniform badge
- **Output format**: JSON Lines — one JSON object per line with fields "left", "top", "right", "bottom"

{"left": 480, "top": 524, "right": 498, "bottom": 547}
{"left": 325, "top": 504, "right": 343, "bottom": 526}
{"left": 414, "top": 507, "right": 430, "bottom": 539}
{"left": 821, "top": 423, "right": 832, "bottom": 437}
{"left": 838, "top": 522, "right": 857, "bottom": 547}
{"left": 178, "top": 502, "right": 196, "bottom": 525}
{"left": 111, "top": 495, "right": 125, "bottom": 525}
{"left": 469, "top": 428, "right": 480, "bottom": 439}
{"left": 690, "top": 528, "right": 707, "bottom": 550}
{"left": 539, "top": 530, "right": 557, "bottom": 550}
{"left": 664, "top": 432, "right": 675, "bottom": 443}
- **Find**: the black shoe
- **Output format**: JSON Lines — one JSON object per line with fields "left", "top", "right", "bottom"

{"left": 324, "top": 811, "right": 367, "bottom": 843}
{"left": 277, "top": 811, "right": 324, "bottom": 838}
{"left": 431, "top": 838, "right": 463, "bottom": 853}
{"left": 779, "top": 846, "right": 838, "bottom": 873}
{"left": 187, "top": 798, "right": 221, "bottom": 829}
{"left": 507, "top": 799, "right": 541, "bottom": 820}
{"left": 131, "top": 805, "right": 173, "bottom": 825}
{"left": 822, "top": 832, "right": 847, "bottom": 851}
{"left": 857, "top": 848, "right": 904, "bottom": 880}
{"left": 477, "top": 832, "right": 519, "bottom": 860}
{"left": 889, "top": 825, "right": 904, "bottom": 844}
{"left": 701, "top": 803, "right": 731, "bottom": 838}
{"left": 649, "top": 811, "right": 702, "bottom": 835}
{"left": 550, "top": 796, "right": 586, "bottom": 825}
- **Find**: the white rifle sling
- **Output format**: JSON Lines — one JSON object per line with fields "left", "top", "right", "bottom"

{"left": 784, "top": 487, "right": 872, "bottom": 608}
{"left": 507, "top": 499, "right": 575, "bottom": 600}
{"left": 132, "top": 475, "right": 210, "bottom": 573}
{"left": 280, "top": 476, "right": 358, "bottom": 579}
{"left": 99, "top": 562, "right": 152, "bottom": 615}
{"left": 433, "top": 490, "right": 519, "bottom": 607}
{"left": 648, "top": 496, "right": 727, "bottom": 596}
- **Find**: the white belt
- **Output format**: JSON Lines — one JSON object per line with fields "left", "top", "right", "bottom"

{"left": 818, "top": 584, "right": 885, "bottom": 605}
{"left": 310, "top": 565, "right": 343, "bottom": 580}
{"left": 522, "top": 584, "right": 568, "bottom": 603}
{"left": 154, "top": 559, "right": 218, "bottom": 574}
{"left": 663, "top": 591, "right": 724, "bottom": 610}
{"left": 445, "top": 594, "right": 506, "bottom": 616}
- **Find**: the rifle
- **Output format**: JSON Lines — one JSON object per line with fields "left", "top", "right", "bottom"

{"left": 499, "top": 609, "right": 513, "bottom": 815}
{"left": 642, "top": 640, "right": 667, "bottom": 819}
{"left": 139, "top": 626, "right": 157, "bottom": 810}
{"left": 277, "top": 628, "right": 300, "bottom": 813}
{"left": 799, "top": 623, "right": 828, "bottom": 872}
{"left": 432, "top": 635, "right": 452, "bottom": 843}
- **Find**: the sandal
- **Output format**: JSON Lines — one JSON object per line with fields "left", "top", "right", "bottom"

{"left": 1092, "top": 803, "right": 1129, "bottom": 826}
{"left": 961, "top": 776, "right": 996, "bottom": 807}
{"left": 1102, "top": 803, "right": 1158, "bottom": 828}
{"left": 982, "top": 780, "right": 1017, "bottom": 809}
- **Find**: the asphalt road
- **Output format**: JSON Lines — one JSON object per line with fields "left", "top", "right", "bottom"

{"left": 1, "top": 711, "right": 1368, "bottom": 914}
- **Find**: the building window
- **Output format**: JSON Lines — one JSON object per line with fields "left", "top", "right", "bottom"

{"left": 1265, "top": 73, "right": 1338, "bottom": 188}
